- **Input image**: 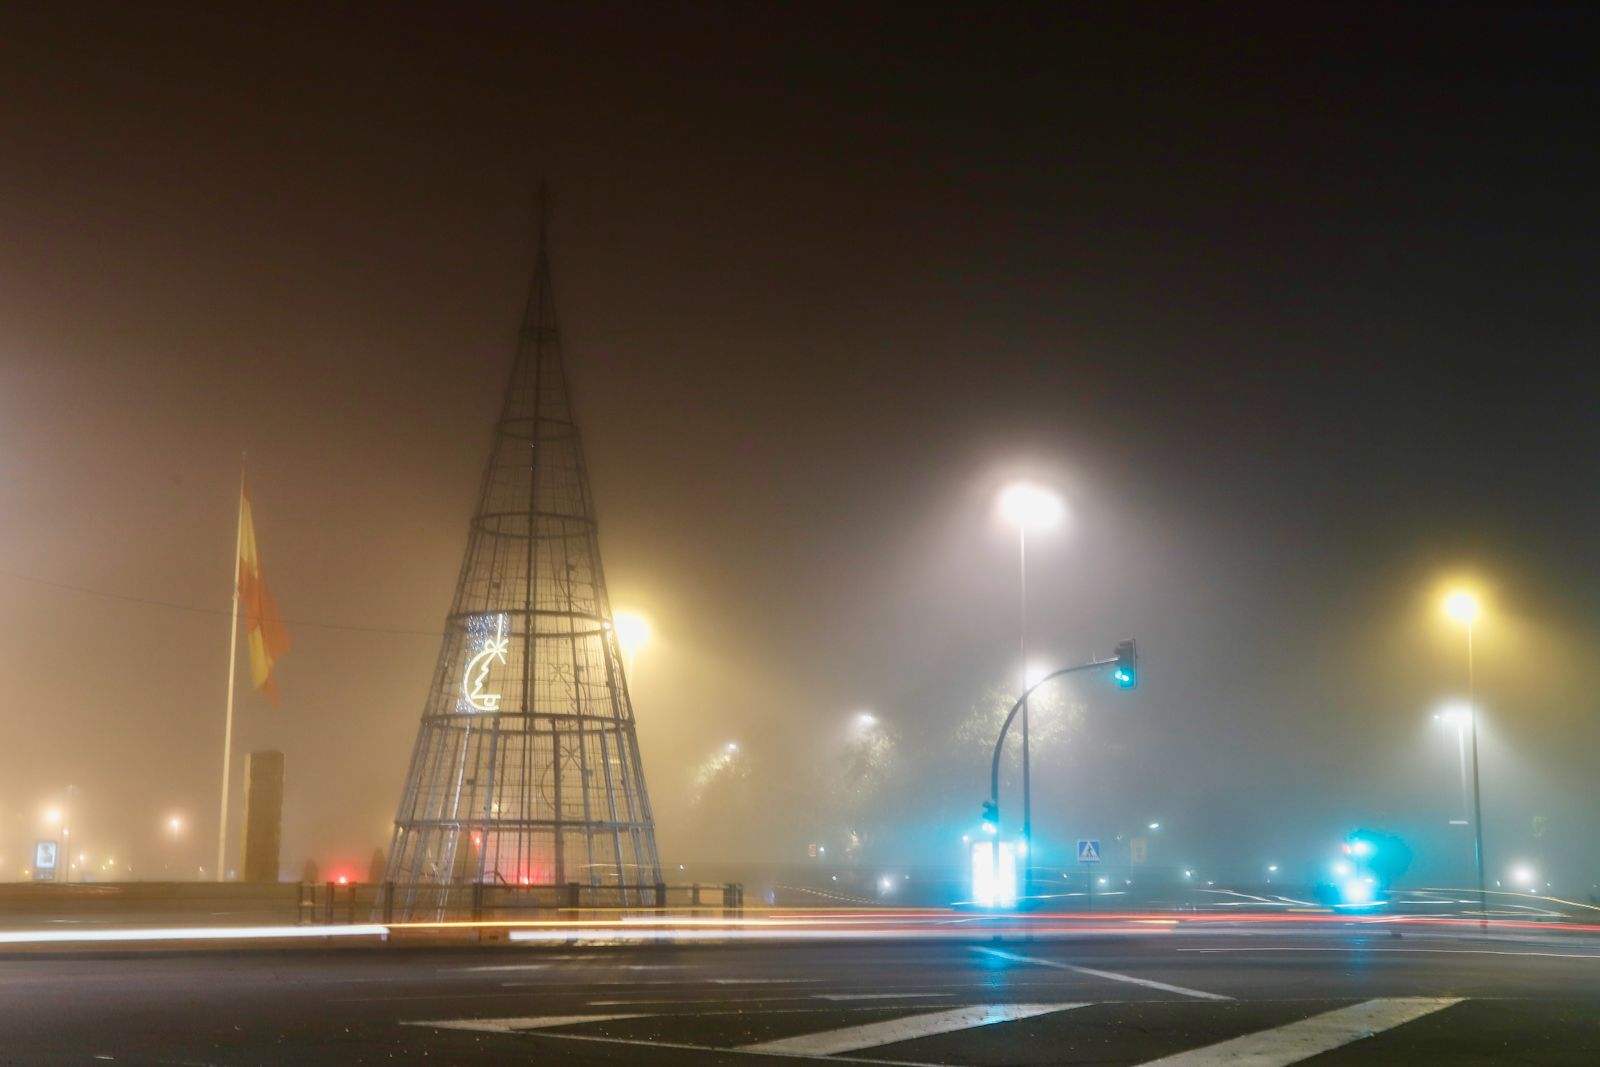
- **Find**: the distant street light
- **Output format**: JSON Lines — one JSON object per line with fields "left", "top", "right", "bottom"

{"left": 167, "top": 815, "right": 184, "bottom": 835}
{"left": 43, "top": 787, "right": 77, "bottom": 884}
{"left": 613, "top": 611, "right": 651, "bottom": 680}
{"left": 997, "top": 482, "right": 1064, "bottom": 903}
{"left": 1444, "top": 589, "right": 1488, "bottom": 930}
{"left": 1147, "top": 822, "right": 1161, "bottom": 831}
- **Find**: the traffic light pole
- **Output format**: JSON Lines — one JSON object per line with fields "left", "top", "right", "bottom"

{"left": 987, "top": 644, "right": 1134, "bottom": 906}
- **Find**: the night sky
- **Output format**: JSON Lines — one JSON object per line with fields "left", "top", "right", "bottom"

{"left": 1, "top": 5, "right": 1596, "bottom": 889}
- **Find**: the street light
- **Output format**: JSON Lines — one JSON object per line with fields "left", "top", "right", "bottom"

{"left": 44, "top": 789, "right": 77, "bottom": 884}
{"left": 1444, "top": 589, "right": 1488, "bottom": 930}
{"left": 998, "top": 482, "right": 1063, "bottom": 903}
{"left": 1444, "top": 591, "right": 1479, "bottom": 624}
{"left": 613, "top": 611, "right": 650, "bottom": 680}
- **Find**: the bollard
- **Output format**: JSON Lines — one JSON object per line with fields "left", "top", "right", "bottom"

{"left": 324, "top": 882, "right": 335, "bottom": 925}
{"left": 565, "top": 881, "right": 580, "bottom": 910}
{"left": 471, "top": 881, "right": 484, "bottom": 922}
{"left": 383, "top": 881, "right": 395, "bottom": 925}
{"left": 691, "top": 882, "right": 701, "bottom": 907}
{"left": 654, "top": 882, "right": 667, "bottom": 910}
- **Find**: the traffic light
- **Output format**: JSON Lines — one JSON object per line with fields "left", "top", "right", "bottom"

{"left": 981, "top": 799, "right": 999, "bottom": 834}
{"left": 1112, "top": 639, "right": 1138, "bottom": 689}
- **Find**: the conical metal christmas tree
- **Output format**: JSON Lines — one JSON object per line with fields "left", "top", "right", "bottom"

{"left": 384, "top": 198, "right": 661, "bottom": 918}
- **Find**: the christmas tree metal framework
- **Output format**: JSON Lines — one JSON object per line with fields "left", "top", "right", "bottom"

{"left": 384, "top": 201, "right": 661, "bottom": 918}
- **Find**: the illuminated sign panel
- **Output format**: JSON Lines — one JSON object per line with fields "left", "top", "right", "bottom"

{"left": 971, "top": 840, "right": 1017, "bottom": 908}
{"left": 33, "top": 840, "right": 58, "bottom": 882}
{"left": 459, "top": 613, "right": 511, "bottom": 713}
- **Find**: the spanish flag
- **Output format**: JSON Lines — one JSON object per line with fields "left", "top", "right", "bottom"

{"left": 238, "top": 482, "right": 290, "bottom": 701}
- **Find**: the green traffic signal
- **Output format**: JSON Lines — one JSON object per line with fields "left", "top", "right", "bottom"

{"left": 1113, "top": 639, "right": 1138, "bottom": 689}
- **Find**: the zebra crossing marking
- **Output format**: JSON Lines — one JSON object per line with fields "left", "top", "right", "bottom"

{"left": 737, "top": 1002, "right": 1089, "bottom": 1055}
{"left": 405, "top": 996, "right": 1470, "bottom": 1063}
{"left": 1133, "top": 996, "right": 1464, "bottom": 1065}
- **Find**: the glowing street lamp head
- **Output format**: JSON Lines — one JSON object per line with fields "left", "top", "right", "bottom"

{"left": 998, "top": 484, "right": 1064, "bottom": 529}
{"left": 855, "top": 711, "right": 878, "bottom": 728}
{"left": 167, "top": 815, "right": 184, "bottom": 834}
{"left": 1444, "top": 590, "right": 1480, "bottom": 624}
{"left": 1434, "top": 702, "right": 1471, "bottom": 727}
{"left": 43, "top": 807, "right": 62, "bottom": 826}
{"left": 613, "top": 612, "right": 651, "bottom": 655}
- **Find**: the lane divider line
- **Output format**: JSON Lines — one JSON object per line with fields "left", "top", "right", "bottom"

{"left": 1177, "top": 947, "right": 1600, "bottom": 960}
{"left": 404, "top": 1013, "right": 645, "bottom": 1034}
{"left": 973, "top": 946, "right": 1233, "bottom": 1001}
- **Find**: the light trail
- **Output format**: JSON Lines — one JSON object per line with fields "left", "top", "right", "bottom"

{"left": 0, "top": 924, "right": 389, "bottom": 945}
{"left": 4, "top": 904, "right": 1600, "bottom": 948}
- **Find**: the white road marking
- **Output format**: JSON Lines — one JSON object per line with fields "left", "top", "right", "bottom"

{"left": 1132, "top": 996, "right": 1464, "bottom": 1065}
{"left": 812, "top": 992, "right": 955, "bottom": 1001}
{"left": 974, "top": 946, "right": 1233, "bottom": 1001}
{"left": 440, "top": 964, "right": 550, "bottom": 973}
{"left": 587, "top": 996, "right": 817, "bottom": 1006}
{"left": 583, "top": 992, "right": 948, "bottom": 1007}
{"left": 1178, "top": 946, "right": 1600, "bottom": 960}
{"left": 737, "top": 1002, "right": 1088, "bottom": 1056}
{"left": 501, "top": 978, "right": 703, "bottom": 987}
{"left": 405, "top": 1013, "right": 644, "bottom": 1034}
{"left": 478, "top": 1028, "right": 957, "bottom": 1067}
{"left": 710, "top": 977, "right": 820, "bottom": 984}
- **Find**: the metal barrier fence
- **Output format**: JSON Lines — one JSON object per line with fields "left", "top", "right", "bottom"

{"left": 300, "top": 881, "right": 746, "bottom": 924}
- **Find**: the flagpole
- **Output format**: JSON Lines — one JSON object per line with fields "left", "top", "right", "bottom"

{"left": 217, "top": 461, "right": 245, "bottom": 883}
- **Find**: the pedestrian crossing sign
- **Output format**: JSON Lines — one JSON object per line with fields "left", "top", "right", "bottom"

{"left": 1077, "top": 839, "right": 1101, "bottom": 863}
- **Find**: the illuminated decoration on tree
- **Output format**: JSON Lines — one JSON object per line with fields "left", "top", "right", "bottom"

{"left": 383, "top": 188, "right": 662, "bottom": 921}
{"left": 459, "top": 613, "right": 510, "bottom": 713}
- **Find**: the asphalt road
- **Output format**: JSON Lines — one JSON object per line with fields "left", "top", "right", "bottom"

{"left": 3, "top": 929, "right": 1598, "bottom": 1066}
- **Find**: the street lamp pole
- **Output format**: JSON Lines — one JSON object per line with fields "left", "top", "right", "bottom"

{"left": 1466, "top": 615, "right": 1488, "bottom": 932}
{"left": 1446, "top": 590, "right": 1488, "bottom": 932}
{"left": 998, "top": 483, "right": 1061, "bottom": 903}
{"left": 1017, "top": 522, "right": 1031, "bottom": 903}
